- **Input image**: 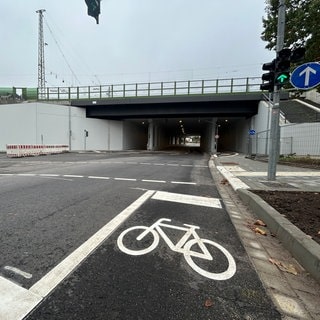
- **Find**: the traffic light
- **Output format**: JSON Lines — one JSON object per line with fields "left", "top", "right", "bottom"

{"left": 261, "top": 47, "right": 306, "bottom": 91}
{"left": 275, "top": 48, "right": 291, "bottom": 87}
{"left": 85, "top": 0, "right": 101, "bottom": 24}
{"left": 260, "top": 59, "right": 276, "bottom": 92}
{"left": 290, "top": 47, "right": 306, "bottom": 63}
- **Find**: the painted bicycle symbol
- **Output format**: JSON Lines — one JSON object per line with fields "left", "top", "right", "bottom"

{"left": 117, "top": 218, "right": 236, "bottom": 280}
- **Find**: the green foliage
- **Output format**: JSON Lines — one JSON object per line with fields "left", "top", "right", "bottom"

{"left": 262, "top": 0, "right": 320, "bottom": 61}
{"left": 262, "top": 0, "right": 320, "bottom": 91}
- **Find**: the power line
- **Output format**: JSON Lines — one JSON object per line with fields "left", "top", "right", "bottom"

{"left": 44, "top": 16, "right": 81, "bottom": 86}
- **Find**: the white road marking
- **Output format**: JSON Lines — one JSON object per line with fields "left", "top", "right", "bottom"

{"left": 38, "top": 174, "right": 60, "bottom": 177}
{"left": 114, "top": 178, "right": 137, "bottom": 181}
{"left": 171, "top": 181, "right": 197, "bottom": 185}
{"left": 62, "top": 175, "right": 84, "bottom": 178}
{"left": 140, "top": 162, "right": 151, "bottom": 165}
{"left": 181, "top": 164, "right": 193, "bottom": 167}
{"left": 4, "top": 266, "right": 32, "bottom": 279}
{"left": 142, "top": 179, "right": 166, "bottom": 183}
{"left": 0, "top": 190, "right": 155, "bottom": 320}
{"left": 29, "top": 190, "right": 154, "bottom": 298}
{"left": 167, "top": 163, "right": 179, "bottom": 166}
{"left": 88, "top": 176, "right": 110, "bottom": 180}
{"left": 1, "top": 174, "right": 198, "bottom": 186}
{"left": 152, "top": 191, "right": 222, "bottom": 208}
{"left": 154, "top": 163, "right": 165, "bottom": 166}
{"left": 117, "top": 217, "right": 235, "bottom": 280}
{"left": 0, "top": 277, "right": 42, "bottom": 320}
{"left": 17, "top": 174, "right": 36, "bottom": 177}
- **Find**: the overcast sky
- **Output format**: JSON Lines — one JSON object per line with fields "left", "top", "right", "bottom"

{"left": 0, "top": 0, "right": 274, "bottom": 88}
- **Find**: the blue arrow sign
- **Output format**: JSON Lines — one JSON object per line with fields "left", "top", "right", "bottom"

{"left": 291, "top": 62, "right": 320, "bottom": 90}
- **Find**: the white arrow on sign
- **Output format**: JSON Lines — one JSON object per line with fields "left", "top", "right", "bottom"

{"left": 299, "top": 66, "right": 317, "bottom": 86}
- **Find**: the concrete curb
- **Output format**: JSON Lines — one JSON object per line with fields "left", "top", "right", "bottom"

{"left": 237, "top": 189, "right": 320, "bottom": 283}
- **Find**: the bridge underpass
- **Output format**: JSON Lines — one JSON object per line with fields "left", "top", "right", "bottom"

{"left": 121, "top": 117, "right": 238, "bottom": 153}
{"left": 72, "top": 92, "right": 263, "bottom": 153}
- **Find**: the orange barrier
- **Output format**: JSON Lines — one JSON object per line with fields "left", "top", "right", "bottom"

{"left": 6, "top": 144, "right": 69, "bottom": 158}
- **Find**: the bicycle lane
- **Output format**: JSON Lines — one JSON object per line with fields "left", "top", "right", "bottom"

{"left": 26, "top": 188, "right": 281, "bottom": 320}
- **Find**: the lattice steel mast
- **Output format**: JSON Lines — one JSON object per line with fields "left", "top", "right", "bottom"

{"left": 36, "top": 9, "right": 46, "bottom": 98}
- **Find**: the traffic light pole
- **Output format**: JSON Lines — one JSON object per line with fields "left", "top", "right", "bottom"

{"left": 267, "top": 0, "right": 286, "bottom": 181}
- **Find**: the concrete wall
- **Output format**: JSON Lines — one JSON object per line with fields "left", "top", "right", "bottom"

{"left": 306, "top": 89, "right": 320, "bottom": 104}
{"left": 0, "top": 102, "right": 123, "bottom": 152}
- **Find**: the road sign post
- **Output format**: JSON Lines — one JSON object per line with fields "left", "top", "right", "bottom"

{"left": 267, "top": 0, "right": 286, "bottom": 181}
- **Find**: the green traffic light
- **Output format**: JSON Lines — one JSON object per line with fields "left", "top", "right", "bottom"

{"left": 276, "top": 73, "right": 289, "bottom": 84}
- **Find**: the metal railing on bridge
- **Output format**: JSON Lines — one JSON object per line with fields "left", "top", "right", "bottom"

{"left": 38, "top": 77, "right": 262, "bottom": 101}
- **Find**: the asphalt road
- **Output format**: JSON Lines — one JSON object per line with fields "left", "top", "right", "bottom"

{"left": 0, "top": 151, "right": 281, "bottom": 319}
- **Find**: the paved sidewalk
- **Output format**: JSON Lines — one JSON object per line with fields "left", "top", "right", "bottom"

{"left": 214, "top": 153, "right": 320, "bottom": 192}
{"left": 210, "top": 153, "right": 320, "bottom": 320}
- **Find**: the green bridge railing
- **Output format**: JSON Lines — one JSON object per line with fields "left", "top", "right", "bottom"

{"left": 37, "top": 77, "right": 262, "bottom": 101}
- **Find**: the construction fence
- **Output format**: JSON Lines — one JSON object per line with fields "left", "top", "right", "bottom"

{"left": 247, "top": 122, "right": 320, "bottom": 157}
{"left": 6, "top": 144, "right": 69, "bottom": 158}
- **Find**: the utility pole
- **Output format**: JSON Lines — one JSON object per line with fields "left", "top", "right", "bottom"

{"left": 36, "top": 9, "right": 46, "bottom": 99}
{"left": 267, "top": 0, "right": 286, "bottom": 180}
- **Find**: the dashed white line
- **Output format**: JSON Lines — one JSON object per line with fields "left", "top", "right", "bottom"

{"left": 88, "top": 176, "right": 110, "bottom": 180}
{"left": 62, "top": 175, "right": 84, "bottom": 178}
{"left": 171, "top": 181, "right": 197, "bottom": 185}
{"left": 142, "top": 179, "right": 166, "bottom": 183}
{"left": 38, "top": 174, "right": 60, "bottom": 177}
{"left": 2, "top": 173, "right": 198, "bottom": 185}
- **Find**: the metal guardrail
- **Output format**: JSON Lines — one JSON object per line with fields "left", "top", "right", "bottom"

{"left": 38, "top": 77, "right": 262, "bottom": 101}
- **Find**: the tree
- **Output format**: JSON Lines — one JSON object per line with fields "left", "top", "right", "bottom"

{"left": 261, "top": 0, "right": 320, "bottom": 63}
